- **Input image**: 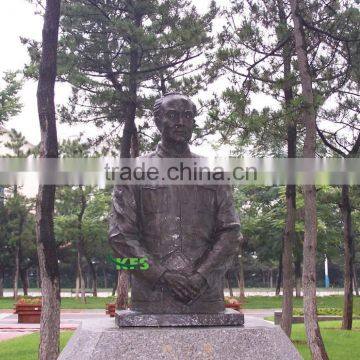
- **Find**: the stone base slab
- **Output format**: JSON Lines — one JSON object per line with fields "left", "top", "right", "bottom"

{"left": 58, "top": 316, "right": 301, "bottom": 360}
{"left": 116, "top": 309, "right": 244, "bottom": 327}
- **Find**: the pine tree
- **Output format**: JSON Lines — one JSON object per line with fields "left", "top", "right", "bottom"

{"left": 24, "top": 0, "right": 217, "bottom": 152}
{"left": 0, "top": 72, "right": 22, "bottom": 126}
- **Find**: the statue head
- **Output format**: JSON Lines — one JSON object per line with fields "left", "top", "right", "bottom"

{"left": 153, "top": 92, "right": 197, "bottom": 145}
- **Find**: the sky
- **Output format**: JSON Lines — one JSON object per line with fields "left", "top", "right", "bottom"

{"left": 0, "top": 0, "right": 87, "bottom": 147}
{"left": 0, "top": 1, "right": 41, "bottom": 144}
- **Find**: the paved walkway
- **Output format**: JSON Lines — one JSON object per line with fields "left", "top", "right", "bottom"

{"left": 0, "top": 310, "right": 87, "bottom": 342}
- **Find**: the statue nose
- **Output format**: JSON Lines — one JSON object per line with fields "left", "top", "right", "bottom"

{"left": 178, "top": 116, "right": 186, "bottom": 125}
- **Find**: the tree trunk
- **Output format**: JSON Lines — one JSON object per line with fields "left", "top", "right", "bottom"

{"left": 277, "top": 0, "right": 296, "bottom": 337}
{"left": 238, "top": 248, "right": 245, "bottom": 299}
{"left": 353, "top": 264, "right": 359, "bottom": 296}
{"left": 13, "top": 244, "right": 19, "bottom": 300}
{"left": 119, "top": 14, "right": 141, "bottom": 160}
{"left": 88, "top": 258, "right": 98, "bottom": 297}
{"left": 281, "top": 169, "right": 296, "bottom": 335}
{"left": 160, "top": 74, "right": 167, "bottom": 95}
{"left": 290, "top": 0, "right": 328, "bottom": 357}
{"left": 77, "top": 250, "right": 86, "bottom": 303}
{"left": 226, "top": 271, "right": 233, "bottom": 297}
{"left": 0, "top": 267, "right": 4, "bottom": 298}
{"left": 269, "top": 269, "right": 273, "bottom": 289}
{"left": 13, "top": 198, "right": 25, "bottom": 300}
{"left": 86, "top": 272, "right": 91, "bottom": 290}
{"left": 102, "top": 268, "right": 108, "bottom": 289}
{"left": 295, "top": 259, "right": 302, "bottom": 298}
{"left": 36, "top": 185, "right": 61, "bottom": 360}
{"left": 340, "top": 184, "right": 354, "bottom": 330}
{"left": 116, "top": 270, "right": 129, "bottom": 310}
{"left": 276, "top": 246, "right": 283, "bottom": 296}
{"left": 77, "top": 186, "right": 87, "bottom": 303}
{"left": 20, "top": 268, "right": 29, "bottom": 296}
{"left": 112, "top": 274, "right": 117, "bottom": 296}
{"left": 117, "top": 21, "right": 141, "bottom": 306}
{"left": 36, "top": 1, "right": 61, "bottom": 358}
{"left": 36, "top": 266, "right": 41, "bottom": 289}
{"left": 75, "top": 270, "right": 80, "bottom": 299}
{"left": 131, "top": 130, "right": 140, "bottom": 158}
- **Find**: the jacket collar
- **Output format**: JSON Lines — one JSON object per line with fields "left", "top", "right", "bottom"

{"left": 156, "top": 142, "right": 192, "bottom": 158}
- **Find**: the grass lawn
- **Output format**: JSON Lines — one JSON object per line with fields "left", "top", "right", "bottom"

{"left": 241, "top": 295, "right": 360, "bottom": 314}
{"left": 0, "top": 331, "right": 73, "bottom": 360}
{"left": 291, "top": 320, "right": 360, "bottom": 359}
{"left": 1, "top": 295, "right": 360, "bottom": 312}
{"left": 60, "top": 297, "right": 115, "bottom": 309}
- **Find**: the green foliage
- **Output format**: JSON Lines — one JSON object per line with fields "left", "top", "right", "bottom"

{"left": 292, "top": 307, "right": 347, "bottom": 316}
{"left": 54, "top": 138, "right": 112, "bottom": 276}
{"left": 235, "top": 186, "right": 284, "bottom": 265}
{"left": 54, "top": 185, "right": 112, "bottom": 272}
{"left": 0, "top": 72, "right": 23, "bottom": 126}
{"left": 0, "top": 204, "right": 12, "bottom": 270}
{"left": 232, "top": 184, "right": 355, "bottom": 281}
{"left": 0, "top": 192, "right": 37, "bottom": 276}
{"left": 3, "top": 129, "right": 32, "bottom": 157}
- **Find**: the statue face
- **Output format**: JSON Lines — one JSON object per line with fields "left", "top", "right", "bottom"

{"left": 157, "top": 96, "right": 195, "bottom": 145}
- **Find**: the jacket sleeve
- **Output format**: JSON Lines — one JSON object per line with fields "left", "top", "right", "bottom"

{"left": 109, "top": 184, "right": 167, "bottom": 288}
{"left": 196, "top": 185, "right": 241, "bottom": 284}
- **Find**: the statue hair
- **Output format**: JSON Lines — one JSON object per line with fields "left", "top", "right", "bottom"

{"left": 153, "top": 92, "right": 197, "bottom": 125}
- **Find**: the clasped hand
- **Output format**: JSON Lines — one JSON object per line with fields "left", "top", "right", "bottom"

{"left": 161, "top": 271, "right": 208, "bottom": 304}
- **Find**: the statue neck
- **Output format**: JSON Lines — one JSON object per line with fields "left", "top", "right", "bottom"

{"left": 159, "top": 139, "right": 191, "bottom": 158}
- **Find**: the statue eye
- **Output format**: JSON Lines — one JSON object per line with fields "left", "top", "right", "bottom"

{"left": 168, "top": 111, "right": 177, "bottom": 119}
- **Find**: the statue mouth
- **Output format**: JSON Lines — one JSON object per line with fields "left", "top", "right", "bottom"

{"left": 174, "top": 131, "right": 186, "bottom": 137}
{"left": 174, "top": 127, "right": 186, "bottom": 135}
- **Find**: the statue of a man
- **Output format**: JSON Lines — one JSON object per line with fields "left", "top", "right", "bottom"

{"left": 109, "top": 92, "right": 240, "bottom": 314}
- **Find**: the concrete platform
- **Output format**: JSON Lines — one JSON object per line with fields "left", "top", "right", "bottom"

{"left": 58, "top": 316, "right": 301, "bottom": 360}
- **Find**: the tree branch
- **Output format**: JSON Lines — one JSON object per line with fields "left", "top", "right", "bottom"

{"left": 316, "top": 125, "right": 347, "bottom": 157}
{"left": 300, "top": 15, "right": 360, "bottom": 43}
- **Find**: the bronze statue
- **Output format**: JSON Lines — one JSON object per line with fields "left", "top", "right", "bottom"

{"left": 109, "top": 92, "right": 241, "bottom": 315}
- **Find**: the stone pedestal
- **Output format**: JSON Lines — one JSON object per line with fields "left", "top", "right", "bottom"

{"left": 116, "top": 309, "right": 244, "bottom": 327}
{"left": 58, "top": 316, "right": 301, "bottom": 360}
